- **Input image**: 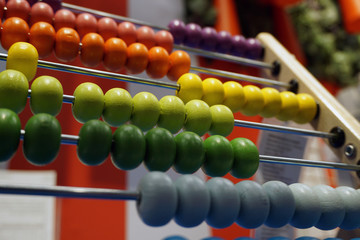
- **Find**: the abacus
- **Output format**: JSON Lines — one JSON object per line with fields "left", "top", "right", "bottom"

{"left": 0, "top": 0, "right": 360, "bottom": 239}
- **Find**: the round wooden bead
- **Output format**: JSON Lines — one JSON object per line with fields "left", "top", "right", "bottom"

{"left": 0, "top": 108, "right": 21, "bottom": 162}
{"left": 137, "top": 171, "right": 177, "bottom": 226}
{"left": 235, "top": 180, "right": 270, "bottom": 228}
{"left": 1, "top": 17, "right": 30, "bottom": 51}
{"left": 260, "top": 87, "right": 282, "bottom": 118}
{"left": 174, "top": 175, "right": 210, "bottom": 227}
{"left": 240, "top": 85, "right": 264, "bottom": 116}
{"left": 277, "top": 91, "right": 299, "bottom": 121}
{"left": 335, "top": 186, "right": 360, "bottom": 230}
{"left": 80, "top": 33, "right": 105, "bottom": 67}
{"left": 206, "top": 177, "right": 240, "bottom": 228}
{"left": 293, "top": 93, "right": 317, "bottom": 124}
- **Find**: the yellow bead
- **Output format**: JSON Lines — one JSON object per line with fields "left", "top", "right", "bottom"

{"left": 176, "top": 73, "right": 203, "bottom": 104}
{"left": 277, "top": 91, "right": 299, "bottom": 121}
{"left": 7, "top": 42, "right": 39, "bottom": 82}
{"left": 223, "top": 81, "right": 245, "bottom": 113}
{"left": 201, "top": 77, "right": 224, "bottom": 106}
{"left": 209, "top": 105, "right": 234, "bottom": 137}
{"left": 260, "top": 87, "right": 281, "bottom": 118}
{"left": 293, "top": 93, "right": 317, "bottom": 124}
{"left": 240, "top": 85, "right": 264, "bottom": 116}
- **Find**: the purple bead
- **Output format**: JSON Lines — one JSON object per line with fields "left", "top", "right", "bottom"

{"left": 245, "top": 38, "right": 263, "bottom": 59}
{"left": 231, "top": 35, "right": 247, "bottom": 57}
{"left": 200, "top": 27, "right": 218, "bottom": 51}
{"left": 216, "top": 30, "right": 233, "bottom": 54}
{"left": 168, "top": 19, "right": 186, "bottom": 44}
{"left": 42, "top": 0, "right": 62, "bottom": 12}
{"left": 184, "top": 23, "right": 202, "bottom": 48}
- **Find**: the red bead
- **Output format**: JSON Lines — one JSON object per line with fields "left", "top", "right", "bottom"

{"left": 103, "top": 37, "right": 127, "bottom": 72}
{"left": 29, "top": 21, "right": 55, "bottom": 58}
{"left": 125, "top": 43, "right": 149, "bottom": 74}
{"left": 167, "top": 50, "right": 191, "bottom": 81}
{"left": 76, "top": 13, "right": 97, "bottom": 38}
{"left": 5, "top": 0, "right": 30, "bottom": 21}
{"left": 155, "top": 30, "right": 173, "bottom": 54}
{"left": 54, "top": 27, "right": 80, "bottom": 62}
{"left": 0, "top": 0, "right": 5, "bottom": 19}
{"left": 80, "top": 32, "right": 104, "bottom": 67}
{"left": 117, "top": 21, "right": 136, "bottom": 46}
{"left": 1, "top": 17, "right": 29, "bottom": 50}
{"left": 54, "top": 9, "right": 76, "bottom": 31}
{"left": 30, "top": 2, "right": 54, "bottom": 25}
{"left": 136, "top": 26, "right": 155, "bottom": 49}
{"left": 146, "top": 46, "right": 169, "bottom": 79}
{"left": 97, "top": 17, "right": 117, "bottom": 41}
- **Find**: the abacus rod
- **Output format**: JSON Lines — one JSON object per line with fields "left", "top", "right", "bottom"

{"left": 234, "top": 119, "right": 335, "bottom": 139}
{"left": 190, "top": 65, "right": 289, "bottom": 88}
{"left": 0, "top": 184, "right": 139, "bottom": 200}
{"left": 260, "top": 155, "right": 360, "bottom": 171}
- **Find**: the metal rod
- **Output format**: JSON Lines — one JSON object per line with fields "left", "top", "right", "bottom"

{"left": 260, "top": 155, "right": 360, "bottom": 171}
{"left": 190, "top": 65, "right": 289, "bottom": 88}
{"left": 234, "top": 119, "right": 335, "bottom": 139}
{"left": 0, "top": 184, "right": 139, "bottom": 200}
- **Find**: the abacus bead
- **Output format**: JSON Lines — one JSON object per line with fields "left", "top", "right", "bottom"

{"left": 111, "top": 124, "right": 145, "bottom": 170}
{"left": 0, "top": 109, "right": 21, "bottom": 162}
{"left": 184, "top": 23, "right": 202, "bottom": 48}
{"left": 312, "top": 185, "right": 345, "bottom": 230}
{"left": 117, "top": 21, "right": 137, "bottom": 46}
{"left": 277, "top": 91, "right": 299, "bottom": 121}
{"left": 202, "top": 135, "right": 234, "bottom": 177}
{"left": 155, "top": 30, "right": 174, "bottom": 53}
{"left": 184, "top": 99, "right": 212, "bottom": 136}
{"left": 102, "top": 88, "right": 132, "bottom": 126}
{"left": 262, "top": 181, "right": 296, "bottom": 228}
{"left": 222, "top": 81, "right": 245, "bottom": 113}
{"left": 97, "top": 17, "right": 117, "bottom": 41}
{"left": 54, "top": 27, "right": 80, "bottom": 62}
{"left": 260, "top": 87, "right": 282, "bottom": 118}
{"left": 23, "top": 113, "right": 61, "bottom": 166}
{"left": 240, "top": 85, "right": 265, "bottom": 116}
{"left": 231, "top": 35, "right": 246, "bottom": 57}
{"left": 216, "top": 31, "right": 233, "bottom": 53}
{"left": 235, "top": 180, "right": 270, "bottom": 228}
{"left": 167, "top": 50, "right": 191, "bottom": 82}
{"left": 144, "top": 127, "right": 176, "bottom": 172}
{"left": 200, "top": 27, "right": 217, "bottom": 51}
{"left": 175, "top": 175, "right": 210, "bottom": 227}
{"left": 131, "top": 92, "right": 160, "bottom": 131}
{"left": 173, "top": 131, "right": 204, "bottom": 174}
{"left": 167, "top": 19, "right": 186, "bottom": 44}
{"left": 158, "top": 95, "right": 185, "bottom": 134}
{"left": 146, "top": 46, "right": 170, "bottom": 79}
{"left": 1, "top": 17, "right": 29, "bottom": 50}
{"left": 29, "top": 21, "right": 55, "bottom": 58}
{"left": 80, "top": 33, "right": 105, "bottom": 67}
{"left": 136, "top": 26, "right": 156, "bottom": 49}
{"left": 76, "top": 13, "right": 97, "bottom": 38}
{"left": 202, "top": 78, "right": 225, "bottom": 106}
{"left": 0, "top": 0, "right": 4, "bottom": 19}
{"left": 176, "top": 73, "right": 203, "bottom": 104}
{"left": 30, "top": 2, "right": 54, "bottom": 25}
{"left": 209, "top": 105, "right": 234, "bottom": 136}
{"left": 6, "top": 0, "right": 30, "bottom": 21}
{"left": 293, "top": 93, "right": 317, "bottom": 124}
{"left": 289, "top": 183, "right": 321, "bottom": 229}
{"left": 77, "top": 120, "right": 112, "bottom": 166}
{"left": 230, "top": 138, "right": 259, "bottom": 179}
{"left": 245, "top": 38, "right": 263, "bottom": 59}
{"left": 103, "top": 37, "right": 127, "bottom": 72}
{"left": 54, "top": 9, "right": 76, "bottom": 31}
{"left": 137, "top": 172, "right": 177, "bottom": 226}
{"left": 206, "top": 177, "right": 240, "bottom": 228}
{"left": 335, "top": 186, "right": 360, "bottom": 230}
{"left": 125, "top": 43, "right": 149, "bottom": 74}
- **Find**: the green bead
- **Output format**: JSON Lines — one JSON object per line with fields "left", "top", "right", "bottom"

{"left": 0, "top": 108, "right": 21, "bottom": 162}
{"left": 173, "top": 131, "right": 204, "bottom": 174}
{"left": 23, "top": 113, "right": 61, "bottom": 165}
{"left": 111, "top": 124, "right": 145, "bottom": 170}
{"left": 202, "top": 135, "right": 233, "bottom": 177}
{"left": 230, "top": 138, "right": 259, "bottom": 178}
{"left": 77, "top": 120, "right": 112, "bottom": 166}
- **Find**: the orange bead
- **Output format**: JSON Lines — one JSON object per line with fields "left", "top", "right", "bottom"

{"left": 97, "top": 17, "right": 117, "bottom": 41}
{"left": 136, "top": 26, "right": 155, "bottom": 49}
{"left": 155, "top": 30, "right": 174, "bottom": 53}
{"left": 146, "top": 46, "right": 169, "bottom": 79}
{"left": 125, "top": 43, "right": 149, "bottom": 74}
{"left": 103, "top": 37, "right": 127, "bottom": 72}
{"left": 5, "top": 0, "right": 30, "bottom": 21}
{"left": 54, "top": 27, "right": 80, "bottom": 62}
{"left": 1, "top": 17, "right": 29, "bottom": 50}
{"left": 54, "top": 9, "right": 76, "bottom": 31}
{"left": 80, "top": 33, "right": 105, "bottom": 67}
{"left": 30, "top": 2, "right": 54, "bottom": 25}
{"left": 75, "top": 13, "right": 97, "bottom": 38}
{"left": 29, "top": 22, "right": 55, "bottom": 58}
{"left": 167, "top": 50, "right": 191, "bottom": 81}
{"left": 117, "top": 21, "right": 137, "bottom": 46}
